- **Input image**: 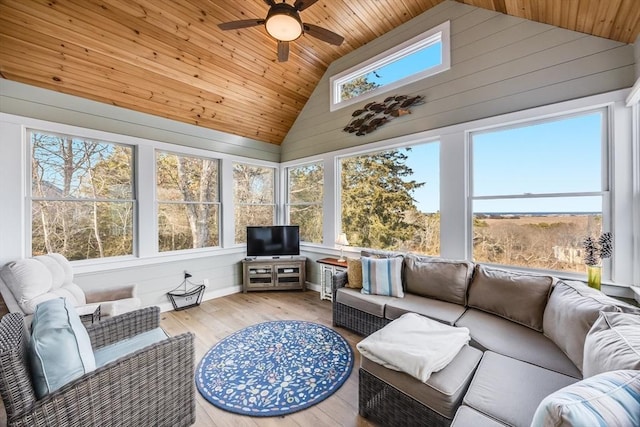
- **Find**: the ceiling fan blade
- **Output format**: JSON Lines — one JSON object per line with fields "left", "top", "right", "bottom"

{"left": 293, "top": 0, "right": 319, "bottom": 12}
{"left": 277, "top": 40, "right": 290, "bottom": 62}
{"left": 218, "top": 19, "right": 264, "bottom": 30}
{"left": 303, "top": 23, "right": 344, "bottom": 45}
{"left": 263, "top": 0, "right": 277, "bottom": 6}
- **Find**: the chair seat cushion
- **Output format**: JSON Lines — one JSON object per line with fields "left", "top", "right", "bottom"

{"left": 94, "top": 327, "right": 168, "bottom": 367}
{"left": 463, "top": 351, "right": 578, "bottom": 427}
{"left": 335, "top": 287, "right": 394, "bottom": 317}
{"left": 385, "top": 293, "right": 467, "bottom": 325}
{"left": 451, "top": 406, "right": 507, "bottom": 427}
{"left": 29, "top": 298, "right": 96, "bottom": 399}
{"left": 456, "top": 308, "right": 581, "bottom": 378}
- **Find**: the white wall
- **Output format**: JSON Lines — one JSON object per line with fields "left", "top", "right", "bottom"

{"left": 281, "top": 0, "right": 635, "bottom": 162}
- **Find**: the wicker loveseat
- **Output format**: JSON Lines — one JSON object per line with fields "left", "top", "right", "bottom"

{"left": 0, "top": 306, "right": 195, "bottom": 427}
{"left": 333, "top": 250, "right": 640, "bottom": 427}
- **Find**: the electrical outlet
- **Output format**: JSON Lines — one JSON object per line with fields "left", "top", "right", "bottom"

{"left": 203, "top": 279, "right": 209, "bottom": 287}
{"left": 184, "top": 271, "right": 192, "bottom": 279}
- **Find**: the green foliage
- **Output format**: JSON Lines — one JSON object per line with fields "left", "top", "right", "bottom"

{"left": 341, "top": 76, "right": 380, "bottom": 101}
{"left": 288, "top": 163, "right": 323, "bottom": 243}
{"left": 341, "top": 149, "right": 425, "bottom": 250}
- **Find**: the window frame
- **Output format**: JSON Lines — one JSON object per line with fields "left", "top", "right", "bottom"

{"left": 467, "top": 108, "right": 611, "bottom": 276}
{"left": 28, "top": 128, "right": 137, "bottom": 261}
{"left": 285, "top": 160, "right": 324, "bottom": 244}
{"left": 155, "top": 149, "right": 221, "bottom": 253}
{"left": 329, "top": 21, "right": 450, "bottom": 112}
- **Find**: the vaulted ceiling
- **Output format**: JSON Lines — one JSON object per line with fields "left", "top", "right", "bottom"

{"left": 1, "top": 0, "right": 638, "bottom": 145}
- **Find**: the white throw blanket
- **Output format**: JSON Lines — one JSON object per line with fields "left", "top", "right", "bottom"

{"left": 356, "top": 312, "right": 470, "bottom": 383}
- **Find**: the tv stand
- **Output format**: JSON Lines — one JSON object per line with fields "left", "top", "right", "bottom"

{"left": 242, "top": 257, "right": 306, "bottom": 293}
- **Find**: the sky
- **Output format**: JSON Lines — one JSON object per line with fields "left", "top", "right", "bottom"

{"left": 353, "top": 42, "right": 604, "bottom": 215}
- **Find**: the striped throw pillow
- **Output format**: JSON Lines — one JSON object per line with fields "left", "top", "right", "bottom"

{"left": 530, "top": 370, "right": 640, "bottom": 427}
{"left": 361, "top": 256, "right": 404, "bottom": 297}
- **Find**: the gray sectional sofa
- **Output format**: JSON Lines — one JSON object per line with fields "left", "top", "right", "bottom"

{"left": 332, "top": 250, "right": 640, "bottom": 427}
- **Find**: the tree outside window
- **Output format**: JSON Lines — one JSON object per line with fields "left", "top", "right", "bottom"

{"left": 31, "top": 131, "right": 134, "bottom": 260}
{"left": 156, "top": 151, "right": 219, "bottom": 251}
{"left": 340, "top": 142, "right": 440, "bottom": 255}
{"left": 287, "top": 162, "right": 323, "bottom": 244}
{"left": 234, "top": 163, "right": 275, "bottom": 243}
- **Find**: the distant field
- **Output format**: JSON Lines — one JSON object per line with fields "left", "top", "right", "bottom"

{"left": 481, "top": 215, "right": 593, "bottom": 226}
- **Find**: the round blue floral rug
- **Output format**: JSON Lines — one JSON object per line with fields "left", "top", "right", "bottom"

{"left": 195, "top": 320, "right": 354, "bottom": 416}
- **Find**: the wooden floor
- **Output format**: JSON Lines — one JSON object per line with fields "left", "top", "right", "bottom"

{"left": 161, "top": 290, "right": 375, "bottom": 427}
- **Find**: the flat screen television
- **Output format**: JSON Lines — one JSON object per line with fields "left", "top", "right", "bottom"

{"left": 246, "top": 225, "right": 300, "bottom": 257}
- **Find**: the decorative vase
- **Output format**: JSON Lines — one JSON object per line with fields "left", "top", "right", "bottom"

{"left": 586, "top": 265, "right": 602, "bottom": 291}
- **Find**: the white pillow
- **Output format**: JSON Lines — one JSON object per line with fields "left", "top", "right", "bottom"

{"left": 0, "top": 259, "right": 53, "bottom": 311}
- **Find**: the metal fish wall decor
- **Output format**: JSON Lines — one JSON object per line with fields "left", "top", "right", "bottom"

{"left": 343, "top": 95, "right": 425, "bottom": 136}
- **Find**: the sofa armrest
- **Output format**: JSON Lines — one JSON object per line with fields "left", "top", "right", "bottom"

{"left": 332, "top": 271, "right": 348, "bottom": 296}
{"left": 86, "top": 306, "right": 160, "bottom": 350}
{"left": 11, "top": 332, "right": 195, "bottom": 427}
{"left": 85, "top": 283, "right": 137, "bottom": 303}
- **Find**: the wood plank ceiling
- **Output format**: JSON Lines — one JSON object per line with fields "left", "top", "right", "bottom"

{"left": 1, "top": 0, "right": 639, "bottom": 145}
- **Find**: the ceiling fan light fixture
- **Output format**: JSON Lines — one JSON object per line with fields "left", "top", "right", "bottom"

{"left": 265, "top": 3, "right": 303, "bottom": 41}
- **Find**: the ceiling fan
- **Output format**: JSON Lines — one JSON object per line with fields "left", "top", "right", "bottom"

{"left": 218, "top": 0, "right": 344, "bottom": 62}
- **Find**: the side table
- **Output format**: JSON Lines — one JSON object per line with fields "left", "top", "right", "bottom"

{"left": 317, "top": 258, "right": 348, "bottom": 301}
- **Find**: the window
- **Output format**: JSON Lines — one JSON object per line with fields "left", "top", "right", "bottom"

{"left": 330, "top": 21, "right": 450, "bottom": 111}
{"left": 340, "top": 142, "right": 440, "bottom": 254}
{"left": 30, "top": 131, "right": 134, "bottom": 260}
{"left": 470, "top": 110, "right": 607, "bottom": 273}
{"left": 286, "top": 162, "right": 324, "bottom": 243}
{"left": 234, "top": 163, "right": 276, "bottom": 243}
{"left": 156, "top": 151, "right": 220, "bottom": 251}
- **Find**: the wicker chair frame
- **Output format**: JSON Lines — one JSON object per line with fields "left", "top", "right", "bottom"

{"left": 0, "top": 306, "right": 195, "bottom": 427}
{"left": 332, "top": 271, "right": 390, "bottom": 336}
{"left": 359, "top": 368, "right": 451, "bottom": 427}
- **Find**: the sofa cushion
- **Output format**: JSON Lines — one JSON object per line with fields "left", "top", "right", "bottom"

{"left": 456, "top": 309, "right": 581, "bottom": 378}
{"left": 335, "top": 287, "right": 394, "bottom": 317}
{"left": 361, "top": 345, "right": 482, "bottom": 419}
{"left": 543, "top": 280, "right": 625, "bottom": 373}
{"left": 463, "top": 351, "right": 578, "bottom": 427}
{"left": 385, "top": 293, "right": 467, "bottom": 325}
{"left": 451, "top": 406, "right": 507, "bottom": 427}
{"left": 582, "top": 311, "right": 640, "bottom": 377}
{"left": 345, "top": 258, "right": 363, "bottom": 289}
{"left": 94, "top": 327, "right": 168, "bottom": 367}
{"left": 33, "top": 255, "right": 66, "bottom": 290}
{"left": 29, "top": 298, "right": 96, "bottom": 399}
{"left": 404, "top": 254, "right": 473, "bottom": 305}
{"left": 467, "top": 265, "right": 553, "bottom": 332}
{"left": 0, "top": 259, "right": 54, "bottom": 314}
{"left": 361, "top": 256, "right": 404, "bottom": 297}
{"left": 530, "top": 370, "right": 640, "bottom": 427}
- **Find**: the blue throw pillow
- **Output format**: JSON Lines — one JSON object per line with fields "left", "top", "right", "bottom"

{"left": 29, "top": 298, "right": 96, "bottom": 398}
{"left": 361, "top": 256, "right": 404, "bottom": 297}
{"left": 531, "top": 370, "right": 640, "bottom": 427}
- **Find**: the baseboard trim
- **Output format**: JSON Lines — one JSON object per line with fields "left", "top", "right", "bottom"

{"left": 157, "top": 284, "right": 242, "bottom": 312}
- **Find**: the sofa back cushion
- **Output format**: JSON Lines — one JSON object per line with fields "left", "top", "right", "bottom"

{"left": 582, "top": 311, "right": 640, "bottom": 377}
{"left": 403, "top": 254, "right": 473, "bottom": 305}
{"left": 361, "top": 256, "right": 404, "bottom": 297}
{"left": 0, "top": 259, "right": 54, "bottom": 313}
{"left": 543, "top": 280, "right": 627, "bottom": 373}
{"left": 29, "top": 298, "right": 96, "bottom": 398}
{"left": 531, "top": 370, "right": 640, "bottom": 427}
{"left": 467, "top": 265, "right": 553, "bottom": 332}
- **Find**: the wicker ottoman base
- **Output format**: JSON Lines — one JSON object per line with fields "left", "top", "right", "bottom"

{"left": 359, "top": 368, "right": 452, "bottom": 427}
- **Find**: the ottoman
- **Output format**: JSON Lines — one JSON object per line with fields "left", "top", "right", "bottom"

{"left": 359, "top": 345, "right": 483, "bottom": 427}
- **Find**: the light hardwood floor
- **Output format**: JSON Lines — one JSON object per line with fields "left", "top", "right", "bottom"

{"left": 160, "top": 290, "right": 376, "bottom": 427}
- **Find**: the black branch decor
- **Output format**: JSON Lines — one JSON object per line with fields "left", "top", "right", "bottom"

{"left": 343, "top": 95, "right": 425, "bottom": 136}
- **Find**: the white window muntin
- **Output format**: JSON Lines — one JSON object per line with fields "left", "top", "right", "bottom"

{"left": 330, "top": 21, "right": 450, "bottom": 112}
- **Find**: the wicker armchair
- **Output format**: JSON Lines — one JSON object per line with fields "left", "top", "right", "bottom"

{"left": 0, "top": 306, "right": 195, "bottom": 427}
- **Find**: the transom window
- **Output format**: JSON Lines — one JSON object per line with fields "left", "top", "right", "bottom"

{"left": 30, "top": 131, "right": 135, "bottom": 260}
{"left": 470, "top": 110, "right": 608, "bottom": 273}
{"left": 156, "top": 151, "right": 220, "bottom": 252}
{"left": 330, "top": 21, "right": 450, "bottom": 111}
